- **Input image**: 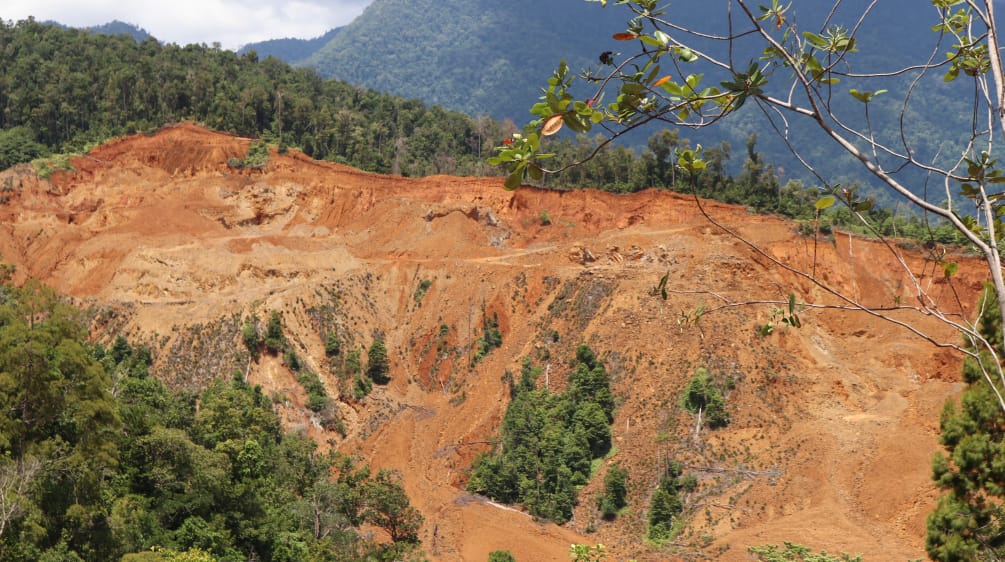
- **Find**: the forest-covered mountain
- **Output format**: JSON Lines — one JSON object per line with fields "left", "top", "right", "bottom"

{"left": 42, "top": 19, "right": 152, "bottom": 42}
{"left": 237, "top": 28, "right": 341, "bottom": 63}
{"left": 302, "top": 0, "right": 624, "bottom": 121}
{"left": 292, "top": 0, "right": 973, "bottom": 195}
{"left": 86, "top": 20, "right": 152, "bottom": 42}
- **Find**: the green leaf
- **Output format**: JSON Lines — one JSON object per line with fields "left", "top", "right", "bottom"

{"left": 943, "top": 262, "right": 959, "bottom": 279}
{"left": 504, "top": 172, "right": 522, "bottom": 190}
{"left": 814, "top": 196, "right": 837, "bottom": 210}
{"left": 640, "top": 35, "right": 663, "bottom": 47}
{"left": 676, "top": 47, "right": 697, "bottom": 62}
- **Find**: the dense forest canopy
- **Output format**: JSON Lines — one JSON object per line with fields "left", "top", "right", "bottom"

{"left": 0, "top": 275, "right": 422, "bottom": 561}
{"left": 0, "top": 17, "right": 504, "bottom": 178}
{"left": 0, "top": 16, "right": 968, "bottom": 244}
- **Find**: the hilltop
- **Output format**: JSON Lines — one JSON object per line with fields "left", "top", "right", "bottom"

{"left": 0, "top": 123, "right": 986, "bottom": 560}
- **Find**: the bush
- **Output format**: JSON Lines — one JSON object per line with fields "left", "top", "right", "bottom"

{"left": 242, "top": 318, "right": 260, "bottom": 357}
{"left": 264, "top": 311, "right": 284, "bottom": 354}
{"left": 598, "top": 463, "right": 628, "bottom": 519}
{"left": 413, "top": 279, "right": 432, "bottom": 305}
{"left": 471, "top": 311, "right": 503, "bottom": 366}
{"left": 324, "top": 332, "right": 341, "bottom": 357}
{"left": 681, "top": 367, "right": 729, "bottom": 429}
{"left": 297, "top": 370, "right": 328, "bottom": 413}
{"left": 488, "top": 550, "right": 516, "bottom": 562}
{"left": 353, "top": 373, "right": 373, "bottom": 400}
{"left": 648, "top": 462, "right": 690, "bottom": 542}
{"left": 367, "top": 338, "right": 390, "bottom": 384}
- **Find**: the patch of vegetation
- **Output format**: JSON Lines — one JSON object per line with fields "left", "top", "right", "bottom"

{"left": 367, "top": 336, "right": 391, "bottom": 385}
{"left": 748, "top": 542, "right": 862, "bottom": 562}
{"left": 681, "top": 366, "right": 730, "bottom": 430}
{"left": 31, "top": 152, "right": 75, "bottom": 178}
{"left": 264, "top": 310, "right": 284, "bottom": 354}
{"left": 598, "top": 462, "right": 629, "bottom": 519}
{"left": 471, "top": 309, "right": 503, "bottom": 366}
{"left": 324, "top": 331, "right": 341, "bottom": 357}
{"left": 0, "top": 280, "right": 421, "bottom": 560}
{"left": 227, "top": 139, "right": 270, "bottom": 169}
{"left": 648, "top": 461, "right": 696, "bottom": 542}
{"left": 413, "top": 279, "right": 433, "bottom": 306}
{"left": 467, "top": 345, "right": 614, "bottom": 524}
{"left": 241, "top": 316, "right": 260, "bottom": 359}
{"left": 488, "top": 550, "right": 516, "bottom": 562}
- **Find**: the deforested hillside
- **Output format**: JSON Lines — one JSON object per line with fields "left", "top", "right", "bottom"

{"left": 0, "top": 123, "right": 986, "bottom": 560}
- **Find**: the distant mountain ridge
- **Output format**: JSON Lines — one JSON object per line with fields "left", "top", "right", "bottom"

{"left": 284, "top": 0, "right": 975, "bottom": 196}
{"left": 301, "top": 0, "right": 625, "bottom": 120}
{"left": 86, "top": 20, "right": 152, "bottom": 42}
{"left": 237, "top": 28, "right": 341, "bottom": 63}
{"left": 42, "top": 19, "right": 153, "bottom": 42}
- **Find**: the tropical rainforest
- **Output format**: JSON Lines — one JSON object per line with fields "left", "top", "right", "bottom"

{"left": 0, "top": 274, "right": 422, "bottom": 561}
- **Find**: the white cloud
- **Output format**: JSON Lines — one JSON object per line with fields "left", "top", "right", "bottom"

{"left": 1, "top": 0, "right": 372, "bottom": 50}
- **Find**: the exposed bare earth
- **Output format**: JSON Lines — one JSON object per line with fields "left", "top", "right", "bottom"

{"left": 0, "top": 123, "right": 988, "bottom": 561}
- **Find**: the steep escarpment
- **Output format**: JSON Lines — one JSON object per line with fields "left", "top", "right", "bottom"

{"left": 0, "top": 123, "right": 985, "bottom": 561}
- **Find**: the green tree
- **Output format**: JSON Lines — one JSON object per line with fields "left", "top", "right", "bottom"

{"left": 0, "top": 272, "right": 424, "bottom": 560}
{"left": 324, "top": 332, "right": 340, "bottom": 357}
{"left": 927, "top": 287, "right": 1005, "bottom": 560}
{"left": 264, "top": 311, "right": 284, "bottom": 354}
{"left": 680, "top": 367, "right": 729, "bottom": 432}
{"left": 241, "top": 318, "right": 259, "bottom": 359}
{"left": 0, "top": 126, "right": 45, "bottom": 171}
{"left": 363, "top": 470, "right": 423, "bottom": 543}
{"left": 598, "top": 463, "right": 628, "bottom": 519}
{"left": 366, "top": 337, "right": 390, "bottom": 385}
{"left": 488, "top": 550, "right": 516, "bottom": 562}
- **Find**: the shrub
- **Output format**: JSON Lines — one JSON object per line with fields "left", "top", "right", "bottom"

{"left": 681, "top": 367, "right": 729, "bottom": 429}
{"left": 264, "top": 312, "right": 284, "bottom": 354}
{"left": 367, "top": 338, "right": 390, "bottom": 384}
{"left": 324, "top": 332, "right": 341, "bottom": 357}
{"left": 648, "top": 462, "right": 690, "bottom": 542}
{"left": 242, "top": 318, "right": 260, "bottom": 357}
{"left": 598, "top": 463, "right": 628, "bottom": 519}
{"left": 471, "top": 311, "right": 503, "bottom": 366}
{"left": 353, "top": 373, "right": 373, "bottom": 400}
{"left": 413, "top": 279, "right": 432, "bottom": 305}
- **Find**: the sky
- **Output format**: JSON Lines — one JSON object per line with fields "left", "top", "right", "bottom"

{"left": 1, "top": 0, "right": 374, "bottom": 51}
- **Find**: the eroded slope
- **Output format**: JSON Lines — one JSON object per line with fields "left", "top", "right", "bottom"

{"left": 0, "top": 123, "right": 985, "bottom": 561}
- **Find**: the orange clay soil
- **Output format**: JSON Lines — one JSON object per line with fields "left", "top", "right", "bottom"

{"left": 0, "top": 123, "right": 989, "bottom": 561}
